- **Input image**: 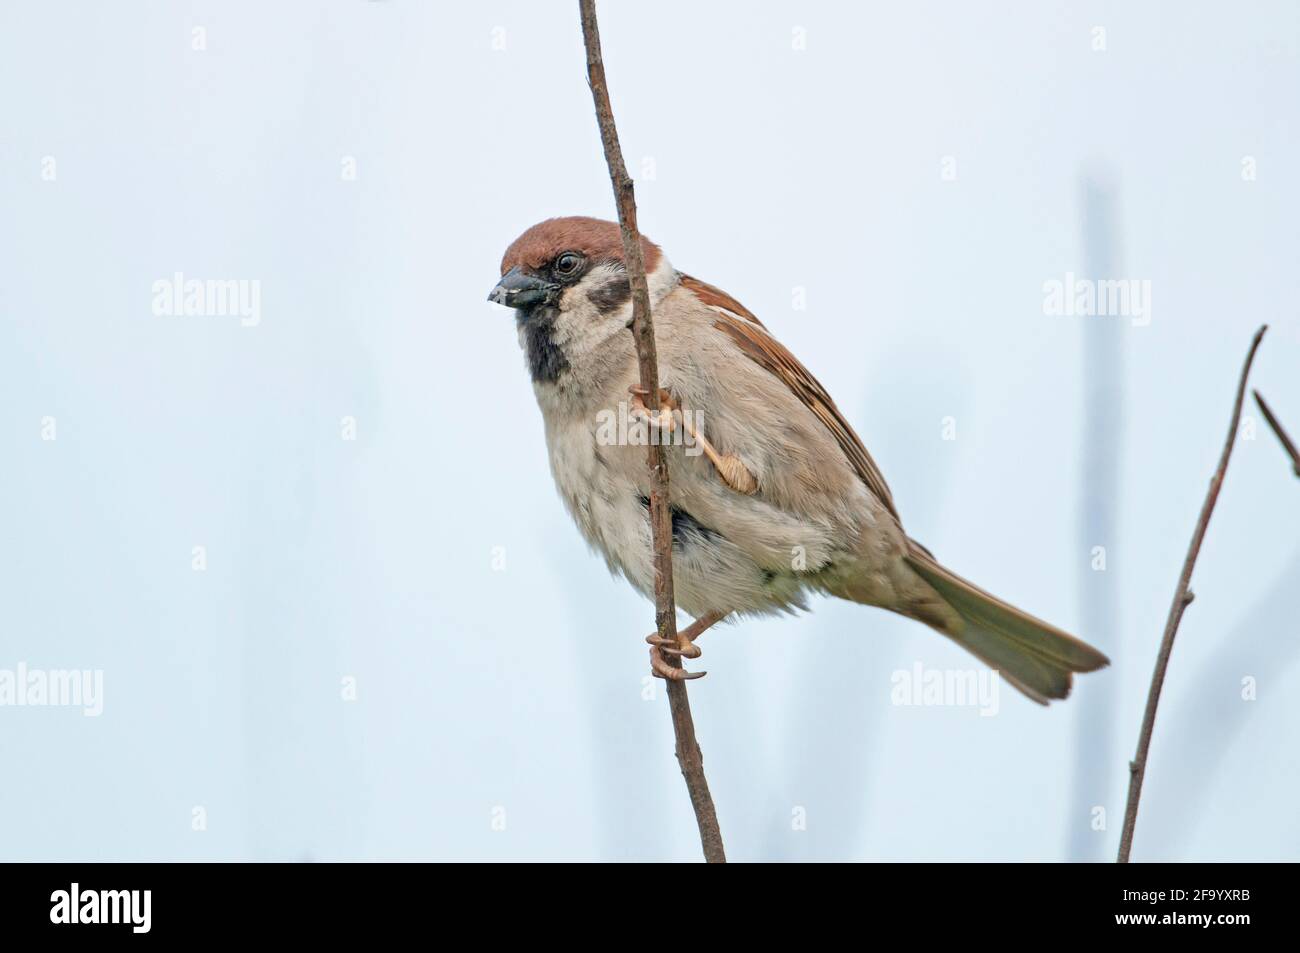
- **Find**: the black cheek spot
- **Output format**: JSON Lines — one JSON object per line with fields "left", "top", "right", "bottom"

{"left": 588, "top": 277, "right": 631, "bottom": 314}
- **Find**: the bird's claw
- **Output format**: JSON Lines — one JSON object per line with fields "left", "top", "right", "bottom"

{"left": 628, "top": 386, "right": 678, "bottom": 432}
{"left": 646, "top": 633, "right": 703, "bottom": 659}
{"left": 629, "top": 387, "right": 758, "bottom": 495}
{"left": 647, "top": 632, "right": 705, "bottom": 680}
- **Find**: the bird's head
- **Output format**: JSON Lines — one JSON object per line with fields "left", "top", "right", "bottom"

{"left": 489, "top": 216, "right": 672, "bottom": 383}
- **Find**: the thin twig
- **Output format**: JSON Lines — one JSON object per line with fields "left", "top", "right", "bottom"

{"left": 577, "top": 0, "right": 726, "bottom": 863}
{"left": 1253, "top": 390, "right": 1300, "bottom": 478}
{"left": 1117, "top": 325, "right": 1267, "bottom": 863}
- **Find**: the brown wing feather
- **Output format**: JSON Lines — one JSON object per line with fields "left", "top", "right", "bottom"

{"left": 679, "top": 274, "right": 766, "bottom": 327}
{"left": 683, "top": 276, "right": 901, "bottom": 522}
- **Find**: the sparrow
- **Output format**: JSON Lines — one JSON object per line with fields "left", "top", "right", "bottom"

{"left": 489, "top": 216, "right": 1108, "bottom": 702}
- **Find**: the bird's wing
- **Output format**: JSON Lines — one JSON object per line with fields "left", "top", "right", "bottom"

{"left": 679, "top": 274, "right": 902, "bottom": 523}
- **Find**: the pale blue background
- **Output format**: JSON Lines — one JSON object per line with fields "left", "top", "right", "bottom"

{"left": 2, "top": 0, "right": 1297, "bottom": 861}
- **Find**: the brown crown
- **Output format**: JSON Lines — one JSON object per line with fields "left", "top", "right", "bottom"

{"left": 500, "top": 216, "right": 662, "bottom": 275}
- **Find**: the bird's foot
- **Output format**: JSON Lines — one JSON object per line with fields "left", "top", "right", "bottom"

{"left": 630, "top": 386, "right": 757, "bottom": 495}
{"left": 644, "top": 611, "right": 728, "bottom": 681}
{"left": 647, "top": 635, "right": 705, "bottom": 680}
{"left": 627, "top": 386, "right": 678, "bottom": 433}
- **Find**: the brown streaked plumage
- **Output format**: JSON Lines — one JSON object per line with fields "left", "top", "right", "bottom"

{"left": 678, "top": 273, "right": 766, "bottom": 327}
{"left": 488, "top": 216, "right": 1109, "bottom": 703}
{"left": 709, "top": 309, "right": 902, "bottom": 522}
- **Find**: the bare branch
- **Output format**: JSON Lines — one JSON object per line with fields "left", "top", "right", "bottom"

{"left": 577, "top": 0, "right": 726, "bottom": 863}
{"left": 1117, "top": 324, "right": 1268, "bottom": 863}
{"left": 1253, "top": 390, "right": 1300, "bottom": 478}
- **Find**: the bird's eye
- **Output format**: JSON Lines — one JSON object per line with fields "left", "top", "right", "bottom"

{"left": 554, "top": 252, "right": 583, "bottom": 277}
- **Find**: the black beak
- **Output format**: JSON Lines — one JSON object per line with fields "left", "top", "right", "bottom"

{"left": 488, "top": 267, "right": 557, "bottom": 310}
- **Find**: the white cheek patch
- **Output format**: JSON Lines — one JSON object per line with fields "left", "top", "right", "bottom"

{"left": 549, "top": 254, "right": 677, "bottom": 365}
{"left": 552, "top": 262, "right": 632, "bottom": 345}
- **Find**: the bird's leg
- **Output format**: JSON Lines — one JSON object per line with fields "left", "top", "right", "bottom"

{"left": 679, "top": 418, "right": 758, "bottom": 495}
{"left": 647, "top": 610, "right": 729, "bottom": 681}
{"left": 628, "top": 386, "right": 757, "bottom": 495}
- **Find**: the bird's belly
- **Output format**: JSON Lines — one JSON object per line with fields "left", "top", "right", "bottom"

{"left": 545, "top": 419, "right": 653, "bottom": 582}
{"left": 544, "top": 421, "right": 808, "bottom": 618}
{"left": 664, "top": 504, "right": 809, "bottom": 618}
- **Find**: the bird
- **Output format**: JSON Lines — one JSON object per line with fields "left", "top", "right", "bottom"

{"left": 488, "top": 216, "right": 1109, "bottom": 703}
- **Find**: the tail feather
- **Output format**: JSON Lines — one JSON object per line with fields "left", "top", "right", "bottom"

{"left": 905, "top": 542, "right": 1110, "bottom": 705}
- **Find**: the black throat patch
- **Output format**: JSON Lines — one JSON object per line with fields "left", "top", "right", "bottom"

{"left": 517, "top": 305, "right": 570, "bottom": 383}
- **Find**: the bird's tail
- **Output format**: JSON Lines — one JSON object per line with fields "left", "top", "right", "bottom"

{"left": 904, "top": 541, "right": 1109, "bottom": 704}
